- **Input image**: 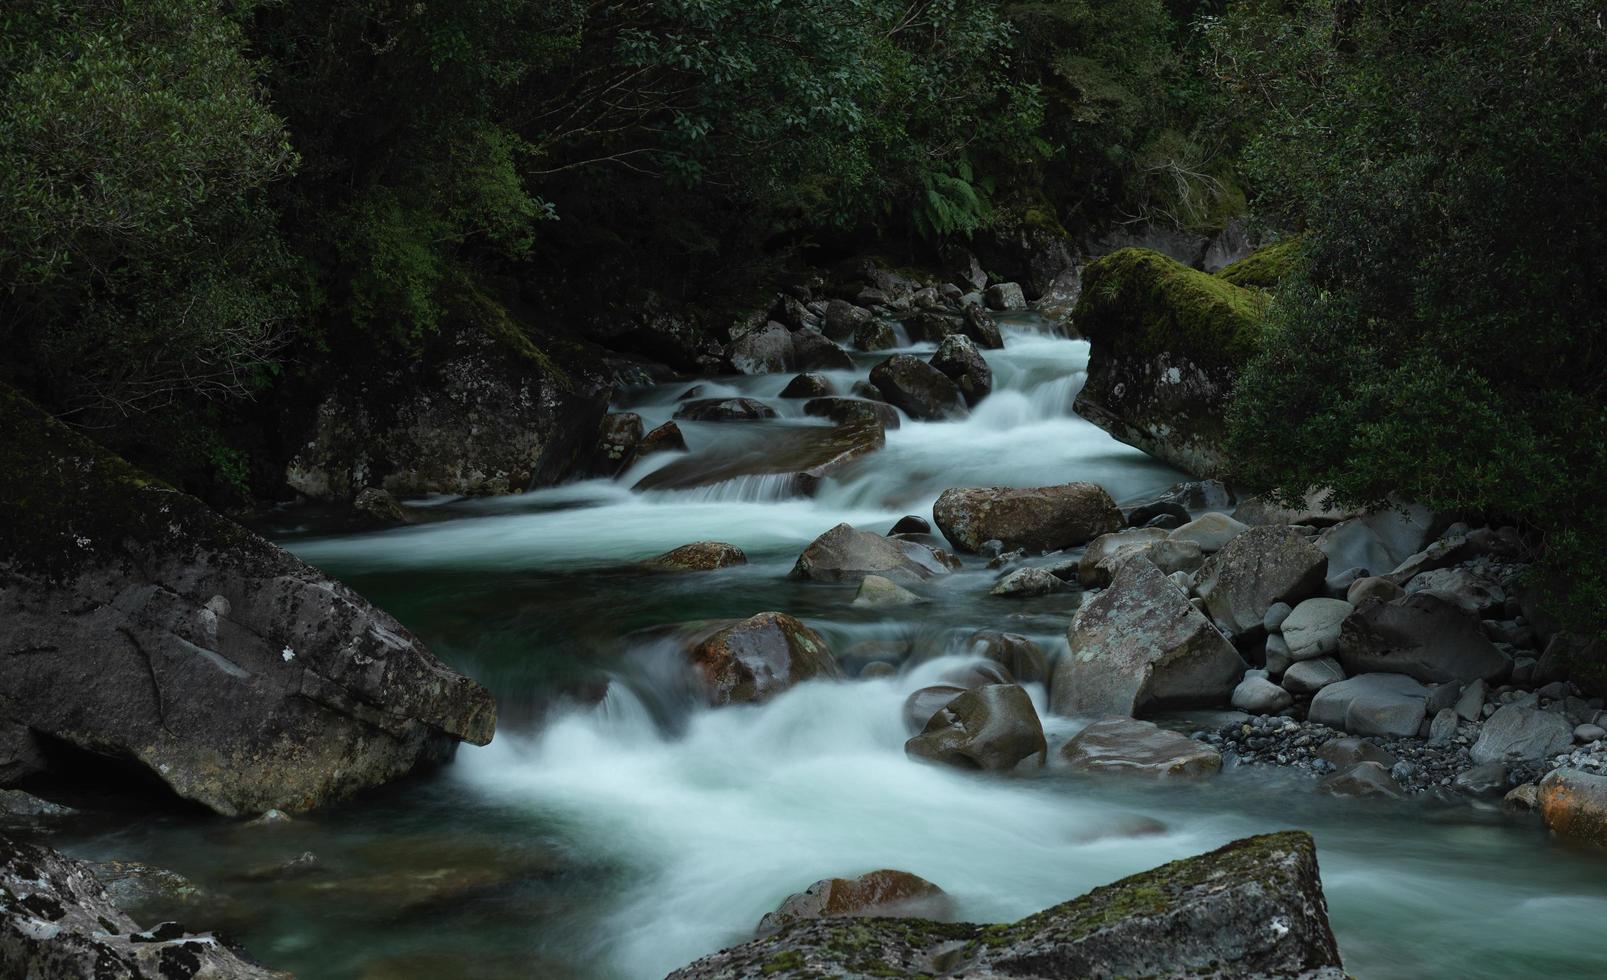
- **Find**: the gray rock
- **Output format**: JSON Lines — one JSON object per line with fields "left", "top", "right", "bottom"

{"left": 1231, "top": 676, "right": 1294, "bottom": 715}
{"left": 588, "top": 412, "right": 645, "bottom": 478}
{"left": 1315, "top": 507, "right": 1437, "bottom": 594}
{"left": 1319, "top": 761, "right": 1405, "bottom": 799}
{"left": 1282, "top": 598, "right": 1354, "bottom": 661}
{"left": 1428, "top": 708, "right": 1459, "bottom": 746}
{"left": 1309, "top": 674, "right": 1431, "bottom": 738}
{"left": 791, "top": 327, "right": 855, "bottom": 371}
{"left": 930, "top": 335, "right": 993, "bottom": 406}
{"left": 869, "top": 354, "right": 968, "bottom": 420}
{"left": 960, "top": 304, "right": 1004, "bottom": 349}
{"left": 1168, "top": 512, "right": 1248, "bottom": 553}
{"left": 984, "top": 282, "right": 1028, "bottom": 311}
{"left": 1577, "top": 724, "right": 1607, "bottom": 744}
{"left": 1454, "top": 762, "right": 1509, "bottom": 798}
{"left": 854, "top": 317, "right": 899, "bottom": 351}
{"left": 902, "top": 686, "right": 967, "bottom": 735}
{"left": 1194, "top": 526, "right": 1329, "bottom": 635}
{"left": 728, "top": 321, "right": 795, "bottom": 374}
{"left": 1, "top": 838, "right": 280, "bottom": 978}
{"left": 967, "top": 632, "right": 1049, "bottom": 685}
{"left": 1317, "top": 737, "right": 1398, "bottom": 770}
{"left": 790, "top": 523, "right": 949, "bottom": 584}
{"left": 666, "top": 832, "right": 1345, "bottom": 980}
{"left": 1263, "top": 602, "right": 1294, "bottom": 633}
{"left": 1455, "top": 679, "right": 1488, "bottom": 722}
{"left": 0, "top": 390, "right": 495, "bottom": 817}
{"left": 852, "top": 575, "right": 924, "bottom": 608}
{"left": 1055, "top": 558, "right": 1246, "bottom": 717}
{"left": 1283, "top": 657, "right": 1345, "bottom": 696}
{"left": 990, "top": 567, "right": 1063, "bottom": 598}
{"left": 889, "top": 515, "right": 930, "bottom": 535}
{"left": 802, "top": 396, "right": 901, "bottom": 431}
{"left": 1337, "top": 592, "right": 1510, "bottom": 684}
{"left": 779, "top": 373, "right": 834, "bottom": 399}
{"left": 905, "top": 684, "right": 1047, "bottom": 771}
{"left": 1264, "top": 635, "right": 1293, "bottom": 678}
{"left": 1405, "top": 567, "right": 1505, "bottom": 617}
{"left": 821, "top": 299, "right": 873, "bottom": 342}
{"left": 353, "top": 486, "right": 407, "bottom": 524}
{"left": 674, "top": 397, "right": 778, "bottom": 422}
{"left": 1347, "top": 575, "right": 1405, "bottom": 606}
{"left": 934, "top": 483, "right": 1122, "bottom": 554}
{"left": 1077, "top": 527, "right": 1172, "bottom": 587}
{"left": 1060, "top": 718, "right": 1223, "bottom": 779}
{"left": 1470, "top": 705, "right": 1576, "bottom": 764}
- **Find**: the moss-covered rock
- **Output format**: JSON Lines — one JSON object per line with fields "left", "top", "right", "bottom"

{"left": 1218, "top": 236, "right": 1306, "bottom": 290}
{"left": 666, "top": 831, "right": 1344, "bottom": 979}
{"left": 1072, "top": 247, "right": 1269, "bottom": 478}
{"left": 0, "top": 386, "right": 495, "bottom": 816}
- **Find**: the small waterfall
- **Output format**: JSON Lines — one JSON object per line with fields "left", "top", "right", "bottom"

{"left": 665, "top": 472, "right": 801, "bottom": 503}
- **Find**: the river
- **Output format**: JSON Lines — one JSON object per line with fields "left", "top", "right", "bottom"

{"left": 58, "top": 318, "right": 1607, "bottom": 979}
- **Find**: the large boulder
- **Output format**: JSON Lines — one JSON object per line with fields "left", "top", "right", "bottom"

{"left": 284, "top": 315, "right": 609, "bottom": 500}
{"left": 822, "top": 299, "right": 873, "bottom": 343}
{"left": 1314, "top": 505, "right": 1438, "bottom": 591}
{"left": 930, "top": 335, "right": 993, "bottom": 406}
{"left": 757, "top": 870, "right": 951, "bottom": 935}
{"left": 960, "top": 304, "right": 1004, "bottom": 349}
{"left": 1336, "top": 592, "right": 1510, "bottom": 685}
{"left": 790, "top": 328, "right": 854, "bottom": 371}
{"left": 1308, "top": 674, "right": 1431, "bottom": 738}
{"left": 1059, "top": 718, "right": 1223, "bottom": 779}
{"left": 1538, "top": 769, "right": 1607, "bottom": 848}
{"left": 870, "top": 354, "right": 968, "bottom": 420}
{"left": 1054, "top": 557, "right": 1247, "bottom": 717}
{"left": 1169, "top": 512, "right": 1249, "bottom": 553}
{"left": 0, "top": 388, "right": 495, "bottom": 817}
{"left": 933, "top": 483, "right": 1122, "bottom": 554}
{"left": 1469, "top": 705, "right": 1575, "bottom": 765}
{"left": 905, "top": 684, "right": 1047, "bottom": 771}
{"left": 687, "top": 613, "right": 842, "bottom": 706}
{"left": 902, "top": 685, "right": 967, "bottom": 735}
{"left": 1071, "top": 248, "right": 1269, "bottom": 479}
{"left": 727, "top": 321, "right": 795, "bottom": 374}
{"left": 1194, "top": 526, "right": 1328, "bottom": 636}
{"left": 0, "top": 837, "right": 283, "bottom": 979}
{"left": 588, "top": 411, "right": 644, "bottom": 477}
{"left": 666, "top": 832, "right": 1344, "bottom": 980}
{"left": 635, "top": 418, "right": 883, "bottom": 498}
{"left": 789, "top": 523, "right": 949, "bottom": 584}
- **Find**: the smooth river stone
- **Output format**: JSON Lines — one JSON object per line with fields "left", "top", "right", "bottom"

{"left": 1059, "top": 718, "right": 1222, "bottom": 779}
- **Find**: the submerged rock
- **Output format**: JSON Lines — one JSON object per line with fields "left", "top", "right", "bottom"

{"left": 905, "top": 684, "right": 1047, "bottom": 771}
{"left": 1060, "top": 718, "right": 1222, "bottom": 779}
{"left": 687, "top": 613, "right": 841, "bottom": 706}
{"left": 645, "top": 541, "right": 748, "bottom": 572}
{"left": 757, "top": 870, "right": 951, "bottom": 936}
{"left": 0, "top": 387, "right": 495, "bottom": 817}
{"left": 870, "top": 354, "right": 968, "bottom": 420}
{"left": 790, "top": 523, "right": 948, "bottom": 585}
{"left": 1054, "top": 557, "right": 1246, "bottom": 718}
{"left": 1318, "top": 761, "right": 1405, "bottom": 799}
{"left": 933, "top": 483, "right": 1122, "bottom": 554}
{"left": 0, "top": 837, "right": 283, "bottom": 978}
{"left": 666, "top": 831, "right": 1344, "bottom": 980}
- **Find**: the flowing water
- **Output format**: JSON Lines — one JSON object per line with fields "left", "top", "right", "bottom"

{"left": 55, "top": 319, "right": 1607, "bottom": 978}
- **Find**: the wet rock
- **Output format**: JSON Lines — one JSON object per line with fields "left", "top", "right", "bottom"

{"left": 639, "top": 421, "right": 689, "bottom": 456}
{"left": 853, "top": 575, "right": 924, "bottom": 608}
{"left": 1282, "top": 598, "right": 1354, "bottom": 661}
{"left": 353, "top": 487, "right": 407, "bottom": 524}
{"left": 673, "top": 397, "right": 778, "bottom": 422}
{"left": 802, "top": 396, "right": 900, "bottom": 432}
{"left": 1336, "top": 592, "right": 1509, "bottom": 685}
{"left": 1309, "top": 674, "right": 1432, "bottom": 738}
{"left": 790, "top": 523, "right": 947, "bottom": 585}
{"left": 666, "top": 831, "right": 1343, "bottom": 980}
{"left": 990, "top": 567, "right": 1063, "bottom": 598}
{"left": 1055, "top": 557, "right": 1246, "bottom": 717}
{"left": 1168, "top": 512, "right": 1249, "bottom": 553}
{"left": 940, "top": 661, "right": 1016, "bottom": 690}
{"left": 0, "top": 838, "right": 281, "bottom": 978}
{"left": 930, "top": 335, "right": 992, "bottom": 406}
{"left": 905, "top": 684, "right": 1047, "bottom": 770}
{"left": 967, "top": 632, "right": 1049, "bottom": 685}
{"left": 727, "top": 321, "right": 795, "bottom": 374}
{"left": 0, "top": 388, "right": 495, "bottom": 816}
{"left": 645, "top": 541, "right": 748, "bottom": 572}
{"left": 905, "top": 311, "right": 962, "bottom": 344}
{"left": 1454, "top": 762, "right": 1509, "bottom": 798}
{"left": 960, "top": 305, "right": 1004, "bottom": 349}
{"left": 889, "top": 515, "right": 930, "bottom": 535}
{"left": 1077, "top": 528, "right": 1172, "bottom": 587}
{"left": 984, "top": 282, "right": 1028, "bottom": 311}
{"left": 0, "top": 790, "right": 73, "bottom": 831}
{"left": 1317, "top": 737, "right": 1398, "bottom": 770}
{"left": 779, "top": 373, "right": 834, "bottom": 399}
{"left": 1505, "top": 782, "right": 1541, "bottom": 810}
{"left": 822, "top": 299, "right": 873, "bottom": 343}
{"left": 1319, "top": 761, "right": 1405, "bottom": 799}
{"left": 854, "top": 317, "right": 899, "bottom": 351}
{"left": 635, "top": 418, "right": 884, "bottom": 497}
{"left": 791, "top": 328, "right": 854, "bottom": 371}
{"left": 1127, "top": 500, "right": 1190, "bottom": 530}
{"left": 1538, "top": 769, "right": 1607, "bottom": 847}
{"left": 1283, "top": 657, "right": 1345, "bottom": 696}
{"left": 1060, "top": 718, "right": 1222, "bottom": 778}
{"left": 1194, "top": 526, "right": 1329, "bottom": 636}
{"left": 757, "top": 870, "right": 951, "bottom": 936}
{"left": 688, "top": 613, "right": 842, "bottom": 706}
{"left": 934, "top": 483, "right": 1122, "bottom": 554}
{"left": 902, "top": 686, "right": 967, "bottom": 735}
{"left": 869, "top": 354, "right": 968, "bottom": 420}
{"left": 859, "top": 662, "right": 897, "bottom": 680}
{"left": 1232, "top": 675, "right": 1294, "bottom": 714}
{"left": 1469, "top": 704, "right": 1575, "bottom": 765}
{"left": 589, "top": 412, "right": 644, "bottom": 477}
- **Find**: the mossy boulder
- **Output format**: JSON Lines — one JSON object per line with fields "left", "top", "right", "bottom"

{"left": 0, "top": 386, "right": 495, "bottom": 816}
{"left": 1217, "top": 236, "right": 1305, "bottom": 290}
{"left": 1071, "top": 247, "right": 1270, "bottom": 478}
{"left": 666, "top": 831, "right": 1344, "bottom": 979}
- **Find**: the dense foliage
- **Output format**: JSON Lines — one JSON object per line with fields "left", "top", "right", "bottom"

{"left": 1214, "top": 0, "right": 1607, "bottom": 636}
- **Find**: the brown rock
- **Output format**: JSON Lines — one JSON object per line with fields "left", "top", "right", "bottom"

{"left": 756, "top": 870, "right": 950, "bottom": 935}
{"left": 688, "top": 613, "right": 842, "bottom": 706}
{"left": 645, "top": 541, "right": 748, "bottom": 572}
{"left": 1060, "top": 718, "right": 1222, "bottom": 779}
{"left": 933, "top": 483, "right": 1122, "bottom": 554}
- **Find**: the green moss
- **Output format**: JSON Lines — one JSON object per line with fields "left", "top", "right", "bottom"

{"left": 447, "top": 274, "right": 571, "bottom": 390}
{"left": 761, "top": 950, "right": 806, "bottom": 975}
{"left": 1073, "top": 246, "right": 1267, "bottom": 370}
{"left": 1217, "top": 237, "right": 1306, "bottom": 290}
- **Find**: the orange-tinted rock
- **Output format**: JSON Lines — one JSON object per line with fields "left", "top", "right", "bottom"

{"left": 688, "top": 613, "right": 841, "bottom": 706}
{"left": 756, "top": 870, "right": 951, "bottom": 935}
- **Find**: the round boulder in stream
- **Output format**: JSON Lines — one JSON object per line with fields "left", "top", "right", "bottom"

{"left": 1060, "top": 717, "right": 1223, "bottom": 779}
{"left": 757, "top": 870, "right": 952, "bottom": 936}
{"left": 790, "top": 523, "right": 950, "bottom": 584}
{"left": 930, "top": 335, "right": 993, "bottom": 406}
{"left": 687, "top": 613, "right": 842, "bottom": 706}
{"left": 803, "top": 396, "right": 900, "bottom": 430}
{"left": 902, "top": 685, "right": 967, "bottom": 734}
{"left": 645, "top": 541, "right": 747, "bottom": 572}
{"left": 904, "top": 684, "right": 1047, "bottom": 771}
{"left": 780, "top": 373, "right": 834, "bottom": 398}
{"left": 869, "top": 354, "right": 968, "bottom": 420}
{"left": 674, "top": 397, "right": 778, "bottom": 422}
{"left": 933, "top": 483, "right": 1123, "bottom": 554}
